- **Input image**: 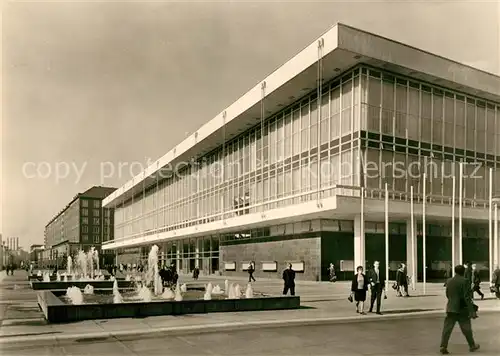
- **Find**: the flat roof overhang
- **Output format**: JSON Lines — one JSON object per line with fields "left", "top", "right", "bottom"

{"left": 103, "top": 23, "right": 500, "bottom": 209}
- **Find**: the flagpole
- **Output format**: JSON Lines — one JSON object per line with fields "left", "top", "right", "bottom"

{"left": 385, "top": 183, "right": 389, "bottom": 290}
{"left": 423, "top": 173, "right": 427, "bottom": 295}
{"left": 489, "top": 168, "right": 493, "bottom": 279}
{"left": 458, "top": 162, "right": 463, "bottom": 265}
{"left": 410, "top": 185, "right": 415, "bottom": 290}
{"left": 452, "top": 176, "right": 456, "bottom": 275}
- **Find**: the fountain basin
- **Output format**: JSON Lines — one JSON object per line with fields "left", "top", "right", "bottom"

{"left": 31, "top": 280, "right": 135, "bottom": 290}
{"left": 37, "top": 290, "right": 300, "bottom": 323}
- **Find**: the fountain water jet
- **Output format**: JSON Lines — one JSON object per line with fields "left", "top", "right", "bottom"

{"left": 43, "top": 272, "right": 50, "bottom": 282}
{"left": 245, "top": 283, "right": 254, "bottom": 298}
{"left": 56, "top": 272, "right": 61, "bottom": 282}
{"left": 66, "top": 286, "right": 84, "bottom": 305}
{"left": 146, "top": 245, "right": 162, "bottom": 295}
{"left": 204, "top": 283, "right": 213, "bottom": 300}
{"left": 224, "top": 280, "right": 229, "bottom": 295}
{"left": 138, "top": 285, "right": 152, "bottom": 302}
{"left": 83, "top": 284, "right": 94, "bottom": 294}
{"left": 162, "top": 287, "right": 175, "bottom": 299}
{"left": 67, "top": 255, "right": 73, "bottom": 276}
{"left": 174, "top": 282, "right": 183, "bottom": 301}
{"left": 112, "top": 279, "right": 123, "bottom": 303}
{"left": 212, "top": 285, "right": 223, "bottom": 295}
{"left": 63, "top": 274, "right": 68, "bottom": 282}
{"left": 234, "top": 284, "right": 241, "bottom": 299}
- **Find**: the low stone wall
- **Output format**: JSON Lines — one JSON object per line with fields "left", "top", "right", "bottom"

{"left": 31, "top": 280, "right": 135, "bottom": 290}
{"left": 37, "top": 291, "right": 301, "bottom": 323}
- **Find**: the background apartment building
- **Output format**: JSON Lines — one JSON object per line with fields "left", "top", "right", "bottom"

{"left": 42, "top": 186, "right": 116, "bottom": 268}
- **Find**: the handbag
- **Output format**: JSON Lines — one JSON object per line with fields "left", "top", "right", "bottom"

{"left": 348, "top": 294, "right": 353, "bottom": 303}
{"left": 392, "top": 282, "right": 398, "bottom": 290}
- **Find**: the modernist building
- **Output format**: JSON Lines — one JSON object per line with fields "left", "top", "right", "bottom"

{"left": 43, "top": 186, "right": 116, "bottom": 268}
{"left": 102, "top": 23, "right": 500, "bottom": 281}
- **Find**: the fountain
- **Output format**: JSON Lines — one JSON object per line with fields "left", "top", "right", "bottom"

{"left": 245, "top": 283, "right": 254, "bottom": 298}
{"left": 224, "top": 280, "right": 229, "bottom": 295}
{"left": 212, "top": 285, "right": 223, "bottom": 295}
{"left": 112, "top": 279, "right": 123, "bottom": 303}
{"left": 162, "top": 287, "right": 175, "bottom": 299}
{"left": 234, "top": 284, "right": 241, "bottom": 299}
{"left": 174, "top": 282, "right": 183, "bottom": 301}
{"left": 37, "top": 270, "right": 42, "bottom": 277}
{"left": 56, "top": 272, "right": 61, "bottom": 282}
{"left": 66, "top": 286, "right": 84, "bottom": 305}
{"left": 227, "top": 283, "right": 236, "bottom": 299}
{"left": 83, "top": 284, "right": 94, "bottom": 294}
{"left": 67, "top": 255, "right": 73, "bottom": 276}
{"left": 146, "top": 245, "right": 162, "bottom": 295}
{"left": 43, "top": 272, "right": 50, "bottom": 282}
{"left": 63, "top": 274, "right": 68, "bottom": 282}
{"left": 125, "top": 274, "right": 131, "bottom": 281}
{"left": 180, "top": 283, "right": 187, "bottom": 293}
{"left": 76, "top": 250, "right": 88, "bottom": 279}
{"left": 138, "top": 285, "right": 152, "bottom": 302}
{"left": 204, "top": 283, "right": 213, "bottom": 300}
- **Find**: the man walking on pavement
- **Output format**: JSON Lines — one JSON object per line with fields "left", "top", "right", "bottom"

{"left": 439, "top": 265, "right": 480, "bottom": 354}
{"left": 368, "top": 260, "right": 385, "bottom": 315}
{"left": 471, "top": 264, "right": 484, "bottom": 300}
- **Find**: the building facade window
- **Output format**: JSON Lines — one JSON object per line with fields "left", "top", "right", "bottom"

{"left": 93, "top": 218, "right": 100, "bottom": 225}
{"left": 82, "top": 200, "right": 88, "bottom": 207}
{"left": 93, "top": 200, "right": 100, "bottom": 208}
{"left": 82, "top": 208, "right": 88, "bottom": 217}
{"left": 110, "top": 65, "right": 500, "bottom": 242}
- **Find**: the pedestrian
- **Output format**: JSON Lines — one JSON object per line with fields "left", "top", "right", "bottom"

{"left": 368, "top": 260, "right": 386, "bottom": 315}
{"left": 193, "top": 266, "right": 200, "bottom": 280}
{"left": 350, "top": 265, "right": 368, "bottom": 314}
{"left": 439, "top": 265, "right": 480, "bottom": 354}
{"left": 490, "top": 265, "right": 500, "bottom": 299}
{"left": 470, "top": 264, "right": 484, "bottom": 300}
{"left": 395, "top": 264, "right": 404, "bottom": 297}
{"left": 248, "top": 262, "right": 256, "bottom": 282}
{"left": 328, "top": 263, "right": 337, "bottom": 282}
{"left": 282, "top": 263, "right": 296, "bottom": 296}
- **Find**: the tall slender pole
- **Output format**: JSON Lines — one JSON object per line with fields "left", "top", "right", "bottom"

{"left": 458, "top": 162, "right": 463, "bottom": 265}
{"left": 452, "top": 176, "right": 456, "bottom": 275}
{"left": 495, "top": 204, "right": 499, "bottom": 270}
{"left": 361, "top": 187, "right": 365, "bottom": 270}
{"left": 423, "top": 173, "right": 427, "bottom": 295}
{"left": 489, "top": 168, "right": 493, "bottom": 278}
{"left": 410, "top": 185, "right": 415, "bottom": 290}
{"left": 384, "top": 183, "right": 389, "bottom": 290}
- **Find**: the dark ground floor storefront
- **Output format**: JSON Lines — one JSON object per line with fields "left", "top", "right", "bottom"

{"left": 114, "top": 219, "right": 491, "bottom": 282}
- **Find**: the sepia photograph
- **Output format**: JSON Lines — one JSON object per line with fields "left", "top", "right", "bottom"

{"left": 1, "top": 0, "right": 499, "bottom": 355}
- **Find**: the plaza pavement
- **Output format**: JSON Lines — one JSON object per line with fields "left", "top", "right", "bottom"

{"left": 0, "top": 270, "right": 498, "bottom": 347}
{"left": 2, "top": 313, "right": 499, "bottom": 355}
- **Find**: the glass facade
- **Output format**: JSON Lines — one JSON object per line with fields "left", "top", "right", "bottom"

{"left": 112, "top": 66, "right": 500, "bottom": 243}
{"left": 360, "top": 67, "right": 500, "bottom": 201}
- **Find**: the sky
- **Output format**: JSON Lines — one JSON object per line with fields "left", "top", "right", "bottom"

{"left": 1, "top": 0, "right": 499, "bottom": 250}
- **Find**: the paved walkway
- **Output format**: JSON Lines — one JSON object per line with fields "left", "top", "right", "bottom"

{"left": 3, "top": 314, "right": 499, "bottom": 355}
{"left": 1, "top": 270, "right": 498, "bottom": 344}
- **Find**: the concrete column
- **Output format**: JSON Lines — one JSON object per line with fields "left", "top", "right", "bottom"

{"left": 406, "top": 219, "right": 417, "bottom": 288}
{"left": 195, "top": 238, "right": 200, "bottom": 268}
{"left": 176, "top": 249, "right": 180, "bottom": 274}
{"left": 452, "top": 219, "right": 461, "bottom": 269}
{"left": 354, "top": 214, "right": 365, "bottom": 270}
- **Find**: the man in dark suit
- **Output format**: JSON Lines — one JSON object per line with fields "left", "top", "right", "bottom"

{"left": 368, "top": 260, "right": 385, "bottom": 315}
{"left": 282, "top": 263, "right": 296, "bottom": 296}
{"left": 471, "top": 264, "right": 484, "bottom": 300}
{"left": 439, "top": 265, "right": 480, "bottom": 354}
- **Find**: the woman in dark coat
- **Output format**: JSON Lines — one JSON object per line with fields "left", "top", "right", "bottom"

{"left": 351, "top": 265, "right": 369, "bottom": 314}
